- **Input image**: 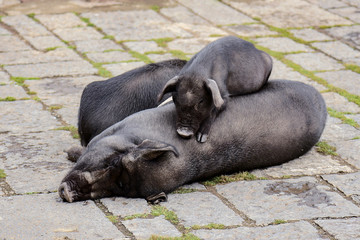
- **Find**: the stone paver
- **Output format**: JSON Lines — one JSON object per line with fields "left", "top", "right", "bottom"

{"left": 0, "top": 193, "right": 124, "bottom": 239}
{"left": 255, "top": 37, "right": 312, "bottom": 53}
{"left": 4, "top": 60, "right": 98, "bottom": 78}
{"left": 285, "top": 52, "right": 344, "bottom": 71}
{"left": 2, "top": 14, "right": 51, "bottom": 36}
{"left": 253, "top": 148, "right": 352, "bottom": 178}
{"left": 0, "top": 48, "right": 81, "bottom": 65}
{"left": 74, "top": 39, "right": 123, "bottom": 53}
{"left": 329, "top": 7, "right": 360, "bottom": 23}
{"left": 123, "top": 216, "right": 182, "bottom": 239}
{"left": 23, "top": 35, "right": 66, "bottom": 50}
{"left": 103, "top": 62, "right": 145, "bottom": 76}
{"left": 101, "top": 197, "right": 151, "bottom": 217}
{"left": 290, "top": 28, "right": 332, "bottom": 41}
{"left": 1, "top": 0, "right": 360, "bottom": 239}
{"left": 162, "top": 192, "right": 244, "bottom": 227}
{"left": 36, "top": 13, "right": 87, "bottom": 30}
{"left": 0, "top": 35, "right": 31, "bottom": 52}
{"left": 86, "top": 51, "right": 136, "bottom": 63}
{"left": 315, "top": 218, "right": 360, "bottom": 240}
{"left": 194, "top": 221, "right": 327, "bottom": 240}
{"left": 312, "top": 41, "right": 360, "bottom": 61}
{"left": 316, "top": 70, "right": 360, "bottom": 96}
{"left": 224, "top": 24, "right": 277, "bottom": 37}
{"left": 322, "top": 92, "right": 360, "bottom": 113}
{"left": 224, "top": 0, "right": 352, "bottom": 28}
{"left": 216, "top": 177, "right": 360, "bottom": 225}
{"left": 178, "top": 0, "right": 254, "bottom": 25}
{"left": 0, "top": 84, "right": 28, "bottom": 99}
{"left": 325, "top": 25, "right": 360, "bottom": 48}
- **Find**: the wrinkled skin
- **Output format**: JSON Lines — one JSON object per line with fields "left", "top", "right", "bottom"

{"left": 158, "top": 36, "right": 273, "bottom": 142}
{"left": 60, "top": 80, "right": 327, "bottom": 203}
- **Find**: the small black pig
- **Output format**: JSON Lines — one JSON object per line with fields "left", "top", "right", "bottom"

{"left": 59, "top": 80, "right": 326, "bottom": 203}
{"left": 78, "top": 59, "right": 187, "bottom": 146}
{"left": 158, "top": 36, "right": 273, "bottom": 143}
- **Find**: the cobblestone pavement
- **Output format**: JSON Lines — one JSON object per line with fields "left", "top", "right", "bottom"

{"left": 1, "top": 0, "right": 360, "bottom": 239}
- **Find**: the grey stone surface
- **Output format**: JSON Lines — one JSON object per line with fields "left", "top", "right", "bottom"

{"left": 269, "top": 59, "right": 327, "bottom": 92}
{"left": 306, "top": 0, "right": 348, "bottom": 9}
{"left": 101, "top": 197, "right": 151, "bottom": 217}
{"left": 147, "top": 53, "right": 175, "bottom": 62}
{"left": 103, "top": 62, "right": 145, "bottom": 76}
{"left": 168, "top": 37, "right": 216, "bottom": 53}
{"left": 316, "top": 70, "right": 360, "bottom": 96}
{"left": 0, "top": 26, "right": 12, "bottom": 35}
{"left": 2, "top": 14, "right": 51, "bottom": 36}
{"left": 86, "top": 51, "right": 136, "bottom": 63}
{"left": 285, "top": 52, "right": 344, "bottom": 71}
{"left": 176, "top": 23, "right": 227, "bottom": 38}
{"left": 36, "top": 13, "right": 86, "bottom": 30}
{"left": 325, "top": 25, "right": 360, "bottom": 47}
{"left": 23, "top": 35, "right": 66, "bottom": 50}
{"left": 0, "top": 48, "right": 81, "bottom": 65}
{"left": 82, "top": 10, "right": 192, "bottom": 41}
{"left": 160, "top": 5, "right": 208, "bottom": 25}
{"left": 255, "top": 37, "right": 312, "bottom": 52}
{"left": 0, "top": 100, "right": 61, "bottom": 133}
{"left": 123, "top": 41, "right": 165, "bottom": 54}
{"left": 25, "top": 76, "right": 103, "bottom": 126}
{"left": 329, "top": 6, "right": 360, "bottom": 23}
{"left": 216, "top": 177, "right": 360, "bottom": 225}
{"left": 162, "top": 192, "right": 243, "bottom": 227}
{"left": 332, "top": 139, "right": 360, "bottom": 169}
{"left": 178, "top": 0, "right": 254, "bottom": 25}
{"left": 0, "top": 193, "right": 124, "bottom": 239}
{"left": 321, "top": 117, "right": 360, "bottom": 142}
{"left": 74, "top": 39, "right": 123, "bottom": 53}
{"left": 0, "top": 71, "right": 10, "bottom": 84}
{"left": 322, "top": 172, "right": 360, "bottom": 197}
{"left": 290, "top": 28, "right": 332, "bottom": 41}
{"left": 312, "top": 41, "right": 360, "bottom": 61}
{"left": 0, "top": 131, "right": 77, "bottom": 193}
{"left": 224, "top": 0, "right": 352, "bottom": 28}
{"left": 315, "top": 218, "right": 360, "bottom": 240}
{"left": 193, "top": 221, "right": 327, "bottom": 240}
{"left": 53, "top": 27, "right": 104, "bottom": 41}
{"left": 4, "top": 60, "right": 97, "bottom": 78}
{"left": 0, "top": 84, "right": 28, "bottom": 99}
{"left": 252, "top": 148, "right": 352, "bottom": 178}
{"left": 322, "top": 92, "right": 360, "bottom": 113}
{"left": 123, "top": 216, "right": 182, "bottom": 239}
{"left": 0, "top": 35, "right": 31, "bottom": 52}
{"left": 224, "top": 24, "right": 277, "bottom": 37}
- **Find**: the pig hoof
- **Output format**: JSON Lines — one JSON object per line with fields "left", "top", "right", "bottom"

{"left": 176, "top": 127, "right": 194, "bottom": 138}
{"left": 146, "top": 192, "right": 168, "bottom": 204}
{"left": 196, "top": 133, "right": 208, "bottom": 143}
{"left": 59, "top": 182, "right": 74, "bottom": 203}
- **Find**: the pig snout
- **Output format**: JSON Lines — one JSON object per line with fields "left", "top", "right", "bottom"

{"left": 176, "top": 127, "right": 194, "bottom": 138}
{"left": 59, "top": 182, "right": 74, "bottom": 203}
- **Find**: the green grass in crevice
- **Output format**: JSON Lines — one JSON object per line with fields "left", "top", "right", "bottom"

{"left": 327, "top": 108, "right": 360, "bottom": 128}
{"left": 315, "top": 141, "right": 338, "bottom": 156}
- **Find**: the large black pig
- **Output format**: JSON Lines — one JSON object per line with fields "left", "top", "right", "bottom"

{"left": 59, "top": 80, "right": 327, "bottom": 203}
{"left": 158, "top": 36, "right": 273, "bottom": 143}
{"left": 78, "top": 59, "right": 187, "bottom": 146}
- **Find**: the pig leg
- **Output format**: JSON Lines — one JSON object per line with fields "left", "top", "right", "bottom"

{"left": 146, "top": 192, "right": 168, "bottom": 204}
{"left": 196, "top": 108, "right": 218, "bottom": 143}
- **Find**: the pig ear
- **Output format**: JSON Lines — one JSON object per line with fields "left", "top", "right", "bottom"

{"left": 157, "top": 76, "right": 179, "bottom": 102}
{"left": 205, "top": 79, "right": 225, "bottom": 109}
{"left": 136, "top": 139, "right": 179, "bottom": 160}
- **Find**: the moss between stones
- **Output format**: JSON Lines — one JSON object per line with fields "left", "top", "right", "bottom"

{"left": 54, "top": 125, "right": 80, "bottom": 139}
{"left": 327, "top": 108, "right": 360, "bottom": 128}
{"left": 315, "top": 141, "right": 338, "bottom": 156}
{"left": 0, "top": 169, "right": 6, "bottom": 178}
{"left": 149, "top": 234, "right": 200, "bottom": 240}
{"left": 202, "top": 171, "right": 266, "bottom": 186}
